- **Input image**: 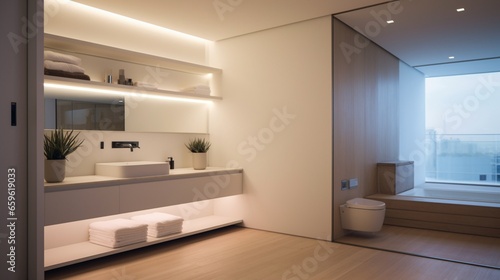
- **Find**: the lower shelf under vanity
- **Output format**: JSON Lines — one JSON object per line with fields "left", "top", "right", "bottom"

{"left": 45, "top": 215, "right": 242, "bottom": 270}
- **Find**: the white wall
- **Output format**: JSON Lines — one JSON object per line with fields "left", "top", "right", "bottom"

{"left": 398, "top": 62, "right": 426, "bottom": 185}
{"left": 210, "top": 17, "right": 332, "bottom": 240}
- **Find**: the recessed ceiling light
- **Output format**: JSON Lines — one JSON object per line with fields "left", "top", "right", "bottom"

{"left": 386, "top": 20, "right": 394, "bottom": 24}
{"left": 448, "top": 56, "right": 455, "bottom": 59}
{"left": 456, "top": 8, "right": 465, "bottom": 12}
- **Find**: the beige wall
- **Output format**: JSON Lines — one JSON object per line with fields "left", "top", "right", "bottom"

{"left": 210, "top": 16, "right": 333, "bottom": 240}
{"left": 332, "top": 18, "right": 400, "bottom": 239}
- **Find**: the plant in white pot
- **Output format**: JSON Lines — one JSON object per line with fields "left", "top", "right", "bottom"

{"left": 185, "top": 138, "right": 211, "bottom": 170}
{"left": 44, "top": 128, "right": 84, "bottom": 183}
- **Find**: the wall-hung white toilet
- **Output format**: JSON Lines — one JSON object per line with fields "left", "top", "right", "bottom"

{"left": 340, "top": 198, "right": 386, "bottom": 232}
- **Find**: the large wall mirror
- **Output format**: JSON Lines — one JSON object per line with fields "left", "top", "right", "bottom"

{"left": 44, "top": 92, "right": 209, "bottom": 133}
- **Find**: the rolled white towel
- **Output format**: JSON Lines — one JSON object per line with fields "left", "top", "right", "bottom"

{"left": 44, "top": 60, "right": 86, "bottom": 74}
{"left": 44, "top": 50, "right": 82, "bottom": 66}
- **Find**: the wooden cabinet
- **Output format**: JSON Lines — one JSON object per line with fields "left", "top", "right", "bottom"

{"left": 377, "top": 161, "right": 414, "bottom": 194}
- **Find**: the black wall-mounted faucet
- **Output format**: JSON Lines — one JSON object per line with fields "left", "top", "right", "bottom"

{"left": 112, "top": 141, "right": 140, "bottom": 152}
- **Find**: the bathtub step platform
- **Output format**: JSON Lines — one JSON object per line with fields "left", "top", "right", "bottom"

{"left": 367, "top": 194, "right": 500, "bottom": 237}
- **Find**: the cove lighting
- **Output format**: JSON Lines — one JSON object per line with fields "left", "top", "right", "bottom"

{"left": 44, "top": 83, "right": 212, "bottom": 104}
{"left": 66, "top": 1, "right": 210, "bottom": 44}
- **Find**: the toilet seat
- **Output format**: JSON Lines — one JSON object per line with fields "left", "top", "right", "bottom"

{"left": 346, "top": 198, "right": 385, "bottom": 210}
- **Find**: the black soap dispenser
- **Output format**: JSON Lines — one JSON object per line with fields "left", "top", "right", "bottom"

{"left": 167, "top": 157, "right": 174, "bottom": 169}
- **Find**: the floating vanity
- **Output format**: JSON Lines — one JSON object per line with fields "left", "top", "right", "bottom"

{"left": 42, "top": 33, "right": 235, "bottom": 270}
{"left": 44, "top": 167, "right": 243, "bottom": 270}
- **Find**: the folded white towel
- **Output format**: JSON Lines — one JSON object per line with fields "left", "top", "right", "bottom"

{"left": 89, "top": 232, "right": 146, "bottom": 242}
{"left": 44, "top": 50, "right": 82, "bottom": 66}
{"left": 89, "top": 229, "right": 147, "bottom": 240}
{"left": 44, "top": 60, "right": 86, "bottom": 74}
{"left": 148, "top": 227, "right": 182, "bottom": 238}
{"left": 88, "top": 218, "right": 148, "bottom": 248}
{"left": 150, "top": 223, "right": 183, "bottom": 230}
{"left": 131, "top": 212, "right": 184, "bottom": 237}
{"left": 89, "top": 235, "right": 146, "bottom": 248}
{"left": 89, "top": 218, "right": 148, "bottom": 235}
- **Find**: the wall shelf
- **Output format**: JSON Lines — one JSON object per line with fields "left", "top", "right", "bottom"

{"left": 44, "top": 75, "right": 222, "bottom": 103}
{"left": 45, "top": 215, "right": 242, "bottom": 270}
{"left": 45, "top": 33, "right": 222, "bottom": 75}
{"left": 44, "top": 33, "right": 222, "bottom": 103}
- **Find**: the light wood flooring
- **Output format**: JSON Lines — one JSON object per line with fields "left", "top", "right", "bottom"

{"left": 336, "top": 225, "right": 500, "bottom": 269}
{"left": 46, "top": 226, "right": 500, "bottom": 280}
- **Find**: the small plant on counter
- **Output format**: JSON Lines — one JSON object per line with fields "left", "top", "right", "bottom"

{"left": 44, "top": 127, "right": 84, "bottom": 160}
{"left": 44, "top": 127, "right": 84, "bottom": 183}
{"left": 185, "top": 138, "right": 211, "bottom": 170}
{"left": 185, "top": 138, "right": 211, "bottom": 153}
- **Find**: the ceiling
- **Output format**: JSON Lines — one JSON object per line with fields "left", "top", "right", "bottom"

{"left": 72, "top": 0, "right": 387, "bottom": 41}
{"left": 73, "top": 0, "right": 500, "bottom": 77}
{"left": 335, "top": 0, "right": 500, "bottom": 77}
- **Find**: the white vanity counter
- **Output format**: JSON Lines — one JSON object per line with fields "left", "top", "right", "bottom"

{"left": 44, "top": 166, "right": 244, "bottom": 270}
{"left": 45, "top": 167, "right": 243, "bottom": 225}
{"left": 45, "top": 167, "right": 243, "bottom": 192}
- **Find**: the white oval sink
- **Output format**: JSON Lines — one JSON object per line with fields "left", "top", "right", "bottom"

{"left": 95, "top": 161, "right": 169, "bottom": 178}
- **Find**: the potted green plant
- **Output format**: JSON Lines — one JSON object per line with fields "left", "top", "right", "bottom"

{"left": 44, "top": 128, "right": 84, "bottom": 183}
{"left": 185, "top": 138, "right": 211, "bottom": 170}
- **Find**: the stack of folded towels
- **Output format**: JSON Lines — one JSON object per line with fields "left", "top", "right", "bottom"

{"left": 182, "top": 85, "right": 211, "bottom": 95}
{"left": 131, "top": 212, "right": 184, "bottom": 238}
{"left": 88, "top": 218, "right": 148, "bottom": 248}
{"left": 44, "top": 50, "right": 90, "bottom": 80}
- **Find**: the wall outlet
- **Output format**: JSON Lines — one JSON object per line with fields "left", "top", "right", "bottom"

{"left": 341, "top": 180, "right": 349, "bottom": 191}
{"left": 349, "top": 178, "right": 358, "bottom": 189}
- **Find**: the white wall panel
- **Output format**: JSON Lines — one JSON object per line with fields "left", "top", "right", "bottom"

{"left": 210, "top": 17, "right": 332, "bottom": 240}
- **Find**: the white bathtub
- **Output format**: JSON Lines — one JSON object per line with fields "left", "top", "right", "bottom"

{"left": 399, "top": 183, "right": 500, "bottom": 203}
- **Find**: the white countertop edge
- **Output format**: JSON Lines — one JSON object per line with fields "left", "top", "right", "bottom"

{"left": 45, "top": 167, "right": 243, "bottom": 192}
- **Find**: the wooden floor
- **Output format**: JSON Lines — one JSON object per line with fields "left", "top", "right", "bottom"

{"left": 336, "top": 225, "right": 500, "bottom": 269}
{"left": 46, "top": 226, "right": 500, "bottom": 280}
